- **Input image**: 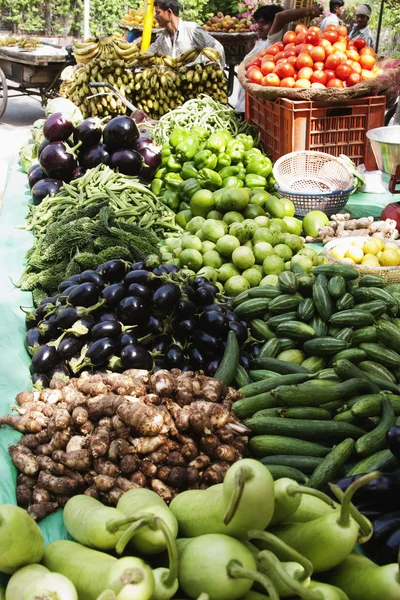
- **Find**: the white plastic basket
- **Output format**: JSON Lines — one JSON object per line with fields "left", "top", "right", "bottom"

{"left": 273, "top": 151, "right": 354, "bottom": 194}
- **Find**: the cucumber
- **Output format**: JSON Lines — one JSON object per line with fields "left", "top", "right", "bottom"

{"left": 355, "top": 396, "right": 396, "bottom": 457}
{"left": 330, "top": 348, "right": 368, "bottom": 363}
{"left": 351, "top": 326, "right": 378, "bottom": 345}
{"left": 364, "top": 373, "right": 400, "bottom": 394}
{"left": 310, "top": 315, "right": 328, "bottom": 337}
{"left": 336, "top": 293, "right": 355, "bottom": 311}
{"left": 234, "top": 364, "right": 252, "bottom": 388}
{"left": 308, "top": 438, "right": 355, "bottom": 490}
{"left": 317, "top": 368, "right": 341, "bottom": 381}
{"left": 232, "top": 392, "right": 278, "bottom": 420}
{"left": 278, "top": 271, "right": 299, "bottom": 293}
{"left": 245, "top": 416, "right": 364, "bottom": 442}
{"left": 332, "top": 359, "right": 379, "bottom": 391}
{"left": 351, "top": 394, "right": 400, "bottom": 418}
{"left": 249, "top": 435, "right": 331, "bottom": 458}
{"left": 248, "top": 285, "right": 282, "bottom": 298}
{"left": 297, "top": 298, "right": 315, "bottom": 321}
{"left": 253, "top": 357, "right": 310, "bottom": 375}
{"left": 354, "top": 300, "right": 388, "bottom": 318}
{"left": 262, "top": 464, "right": 309, "bottom": 484}
{"left": 278, "top": 338, "right": 296, "bottom": 352}
{"left": 232, "top": 289, "right": 251, "bottom": 307}
{"left": 272, "top": 377, "right": 377, "bottom": 407}
{"left": 277, "top": 407, "right": 332, "bottom": 420}
{"left": 258, "top": 338, "right": 280, "bottom": 359}
{"left": 313, "top": 264, "right": 359, "bottom": 280}
{"left": 376, "top": 321, "right": 400, "bottom": 352}
{"left": 358, "top": 343, "right": 400, "bottom": 368}
{"left": 269, "top": 294, "right": 303, "bottom": 314}
{"left": 301, "top": 355, "right": 325, "bottom": 373}
{"left": 276, "top": 349, "right": 306, "bottom": 365}
{"left": 358, "top": 360, "right": 397, "bottom": 384}
{"left": 303, "top": 337, "right": 349, "bottom": 356}
{"left": 238, "top": 372, "right": 312, "bottom": 397}
{"left": 234, "top": 298, "right": 271, "bottom": 319}
{"left": 268, "top": 312, "right": 298, "bottom": 330}
{"left": 275, "top": 321, "right": 316, "bottom": 341}
{"left": 328, "top": 276, "right": 346, "bottom": 298}
{"left": 328, "top": 325, "right": 342, "bottom": 338}
{"left": 313, "top": 282, "right": 332, "bottom": 322}
{"left": 355, "top": 286, "right": 397, "bottom": 307}
{"left": 346, "top": 448, "right": 399, "bottom": 476}
{"left": 358, "top": 274, "right": 386, "bottom": 288}
{"left": 252, "top": 408, "right": 284, "bottom": 418}
{"left": 334, "top": 328, "right": 353, "bottom": 343}
{"left": 329, "top": 310, "right": 375, "bottom": 328}
{"left": 346, "top": 279, "right": 359, "bottom": 294}
{"left": 260, "top": 454, "right": 324, "bottom": 474}
{"left": 250, "top": 319, "right": 276, "bottom": 341}
{"left": 214, "top": 329, "right": 239, "bottom": 386}
{"left": 333, "top": 410, "right": 359, "bottom": 424}
{"left": 249, "top": 369, "right": 280, "bottom": 382}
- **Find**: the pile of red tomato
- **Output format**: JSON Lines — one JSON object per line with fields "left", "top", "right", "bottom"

{"left": 245, "top": 23, "right": 381, "bottom": 89}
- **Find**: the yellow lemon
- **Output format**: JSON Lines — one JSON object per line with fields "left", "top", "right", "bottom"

{"left": 362, "top": 238, "right": 381, "bottom": 255}
{"left": 342, "top": 257, "right": 355, "bottom": 264}
{"left": 383, "top": 241, "right": 399, "bottom": 251}
{"left": 346, "top": 246, "right": 364, "bottom": 263}
{"left": 362, "top": 253, "right": 380, "bottom": 264}
{"left": 330, "top": 246, "right": 347, "bottom": 260}
{"left": 374, "top": 238, "right": 384, "bottom": 252}
{"left": 379, "top": 249, "right": 400, "bottom": 267}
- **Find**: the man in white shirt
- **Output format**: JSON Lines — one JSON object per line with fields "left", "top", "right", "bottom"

{"left": 236, "top": 2, "right": 323, "bottom": 114}
{"left": 320, "top": 0, "right": 345, "bottom": 32}
{"left": 349, "top": 4, "right": 374, "bottom": 48}
{"left": 148, "top": 0, "right": 226, "bottom": 67}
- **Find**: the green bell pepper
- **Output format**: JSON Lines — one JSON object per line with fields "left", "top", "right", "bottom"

{"left": 194, "top": 149, "right": 218, "bottom": 171}
{"left": 198, "top": 168, "right": 223, "bottom": 191}
{"left": 165, "top": 172, "right": 183, "bottom": 191}
{"left": 222, "top": 176, "right": 243, "bottom": 188}
{"left": 151, "top": 178, "right": 164, "bottom": 195}
{"left": 179, "top": 178, "right": 202, "bottom": 202}
{"left": 162, "top": 189, "right": 180, "bottom": 211}
{"left": 190, "top": 126, "right": 209, "bottom": 141}
{"left": 161, "top": 147, "right": 172, "bottom": 166}
{"left": 167, "top": 155, "right": 182, "bottom": 172}
{"left": 181, "top": 161, "right": 198, "bottom": 180}
{"left": 245, "top": 174, "right": 267, "bottom": 189}
{"left": 246, "top": 156, "right": 273, "bottom": 178}
{"left": 243, "top": 148, "right": 263, "bottom": 165}
{"left": 226, "top": 140, "right": 246, "bottom": 163}
{"left": 176, "top": 209, "right": 193, "bottom": 228}
{"left": 179, "top": 201, "right": 191, "bottom": 211}
{"left": 154, "top": 167, "right": 167, "bottom": 180}
{"left": 169, "top": 127, "right": 190, "bottom": 149}
{"left": 236, "top": 133, "right": 254, "bottom": 151}
{"left": 176, "top": 135, "right": 200, "bottom": 161}
{"left": 219, "top": 166, "right": 241, "bottom": 179}
{"left": 219, "top": 130, "right": 232, "bottom": 144}
{"left": 206, "top": 132, "right": 228, "bottom": 154}
{"left": 216, "top": 152, "right": 231, "bottom": 170}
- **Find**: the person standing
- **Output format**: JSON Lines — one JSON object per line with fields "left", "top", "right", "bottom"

{"left": 319, "top": 0, "right": 345, "bottom": 32}
{"left": 349, "top": 4, "right": 374, "bottom": 48}
{"left": 235, "top": 2, "right": 323, "bottom": 114}
{"left": 147, "top": 0, "right": 226, "bottom": 66}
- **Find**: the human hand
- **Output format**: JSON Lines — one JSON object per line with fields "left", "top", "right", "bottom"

{"left": 309, "top": 3, "right": 324, "bottom": 17}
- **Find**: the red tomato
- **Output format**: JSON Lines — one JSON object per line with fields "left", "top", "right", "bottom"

{"left": 310, "top": 46, "right": 325, "bottom": 62}
{"left": 347, "top": 72, "right": 362, "bottom": 86}
{"left": 351, "top": 61, "right": 362, "bottom": 74}
{"left": 360, "top": 46, "right": 375, "bottom": 56}
{"left": 311, "top": 82, "right": 326, "bottom": 88}
{"left": 296, "top": 52, "right": 313, "bottom": 69}
{"left": 274, "top": 51, "right": 286, "bottom": 61}
{"left": 324, "top": 30, "right": 339, "bottom": 44}
{"left": 324, "top": 45, "right": 335, "bottom": 56}
{"left": 283, "top": 31, "right": 297, "bottom": 45}
{"left": 325, "top": 53, "right": 342, "bottom": 70}
{"left": 274, "top": 62, "right": 295, "bottom": 79}
{"left": 284, "top": 48, "right": 297, "bottom": 57}
{"left": 277, "top": 42, "right": 285, "bottom": 50}
{"left": 287, "top": 56, "right": 298, "bottom": 67}
{"left": 294, "top": 78, "right": 311, "bottom": 88}
{"left": 327, "top": 77, "right": 344, "bottom": 88}
{"left": 294, "top": 44, "right": 303, "bottom": 55}
{"left": 335, "top": 63, "right": 353, "bottom": 80}
{"left": 297, "top": 66, "right": 314, "bottom": 80}
{"left": 310, "top": 70, "right": 328, "bottom": 85}
{"left": 337, "top": 25, "right": 348, "bottom": 37}
{"left": 301, "top": 43, "right": 314, "bottom": 54}
{"left": 267, "top": 44, "right": 281, "bottom": 56}
{"left": 309, "top": 26, "right": 322, "bottom": 35}
{"left": 285, "top": 43, "right": 296, "bottom": 50}
{"left": 261, "top": 54, "right": 275, "bottom": 63}
{"left": 262, "top": 73, "right": 281, "bottom": 86}
{"left": 276, "top": 58, "right": 288, "bottom": 65}
{"left": 325, "top": 24, "right": 338, "bottom": 31}
{"left": 246, "top": 59, "right": 261, "bottom": 70}
{"left": 360, "top": 54, "right": 376, "bottom": 70}
{"left": 295, "top": 23, "right": 308, "bottom": 34}
{"left": 248, "top": 68, "right": 264, "bottom": 84}
{"left": 295, "top": 33, "right": 305, "bottom": 44}
{"left": 318, "top": 38, "right": 332, "bottom": 49}
{"left": 313, "top": 61, "right": 325, "bottom": 71}
{"left": 346, "top": 49, "right": 360, "bottom": 61}
{"left": 354, "top": 38, "right": 366, "bottom": 50}
{"left": 280, "top": 76, "right": 296, "bottom": 88}
{"left": 260, "top": 60, "right": 275, "bottom": 75}
{"left": 304, "top": 31, "right": 319, "bottom": 45}
{"left": 324, "top": 69, "right": 336, "bottom": 82}
{"left": 333, "top": 41, "right": 347, "bottom": 53}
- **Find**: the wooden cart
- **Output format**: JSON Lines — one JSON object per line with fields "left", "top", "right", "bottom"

{"left": 0, "top": 45, "right": 69, "bottom": 119}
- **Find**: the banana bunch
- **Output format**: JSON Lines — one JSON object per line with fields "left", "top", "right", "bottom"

{"left": 174, "top": 48, "right": 201, "bottom": 66}
{"left": 17, "top": 36, "right": 41, "bottom": 50}
{"left": 0, "top": 35, "right": 17, "bottom": 47}
{"left": 131, "top": 66, "right": 185, "bottom": 119}
{"left": 135, "top": 52, "right": 178, "bottom": 69}
{"left": 60, "top": 58, "right": 135, "bottom": 119}
{"left": 73, "top": 34, "right": 140, "bottom": 65}
{"left": 120, "top": 7, "right": 159, "bottom": 28}
{"left": 179, "top": 61, "right": 228, "bottom": 104}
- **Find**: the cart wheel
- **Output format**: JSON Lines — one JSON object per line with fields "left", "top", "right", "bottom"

{"left": 0, "top": 67, "right": 8, "bottom": 119}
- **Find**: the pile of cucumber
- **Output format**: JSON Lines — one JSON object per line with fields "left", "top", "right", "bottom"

{"left": 231, "top": 263, "right": 400, "bottom": 489}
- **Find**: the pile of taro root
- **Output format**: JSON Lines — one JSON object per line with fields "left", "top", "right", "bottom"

{"left": 1, "top": 368, "right": 249, "bottom": 520}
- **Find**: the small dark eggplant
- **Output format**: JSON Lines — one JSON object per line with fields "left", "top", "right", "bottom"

{"left": 120, "top": 344, "right": 153, "bottom": 371}
{"left": 193, "top": 286, "right": 216, "bottom": 306}
{"left": 87, "top": 338, "right": 115, "bottom": 366}
{"left": 130, "top": 261, "right": 144, "bottom": 270}
{"left": 134, "top": 137, "right": 161, "bottom": 180}
{"left": 31, "top": 345, "right": 59, "bottom": 374}
{"left": 92, "top": 320, "right": 122, "bottom": 340}
{"left": 39, "top": 141, "right": 77, "bottom": 181}
{"left": 193, "top": 276, "right": 208, "bottom": 288}
{"left": 48, "top": 363, "right": 71, "bottom": 379}
{"left": 37, "top": 139, "right": 50, "bottom": 158}
{"left": 103, "top": 115, "right": 139, "bottom": 151}
{"left": 79, "top": 144, "right": 110, "bottom": 169}
{"left": 125, "top": 269, "right": 155, "bottom": 286}
{"left": 228, "top": 321, "right": 248, "bottom": 345}
{"left": 192, "top": 330, "right": 221, "bottom": 354}
{"left": 187, "top": 345, "right": 205, "bottom": 370}
{"left": 55, "top": 307, "right": 79, "bottom": 329}
{"left": 239, "top": 351, "right": 252, "bottom": 370}
{"left": 199, "top": 310, "right": 228, "bottom": 336}
{"left": 28, "top": 165, "right": 47, "bottom": 189}
{"left": 96, "top": 310, "right": 119, "bottom": 323}
{"left": 58, "top": 336, "right": 84, "bottom": 359}
{"left": 110, "top": 149, "right": 143, "bottom": 176}
{"left": 175, "top": 299, "right": 196, "bottom": 319}
{"left": 172, "top": 318, "right": 198, "bottom": 340}
{"left": 37, "top": 319, "right": 59, "bottom": 342}
{"left": 117, "top": 296, "right": 149, "bottom": 325}
{"left": 43, "top": 112, "right": 74, "bottom": 142}
{"left": 205, "top": 358, "right": 220, "bottom": 376}
{"left": 32, "top": 373, "right": 50, "bottom": 389}
{"left": 68, "top": 283, "right": 100, "bottom": 308}
{"left": 25, "top": 328, "right": 42, "bottom": 356}
{"left": 73, "top": 117, "right": 102, "bottom": 148}
{"left": 145, "top": 315, "right": 164, "bottom": 335}
{"left": 127, "top": 283, "right": 152, "bottom": 301}
{"left": 152, "top": 283, "right": 181, "bottom": 313}
{"left": 387, "top": 425, "right": 400, "bottom": 459}
{"left": 202, "top": 303, "right": 226, "bottom": 314}
{"left": 160, "top": 263, "right": 180, "bottom": 274}
{"left": 163, "top": 344, "right": 185, "bottom": 369}
{"left": 58, "top": 280, "right": 78, "bottom": 293}
{"left": 57, "top": 285, "right": 79, "bottom": 305}
{"left": 71, "top": 166, "right": 86, "bottom": 180}
{"left": 31, "top": 178, "right": 63, "bottom": 205}
{"left": 150, "top": 335, "right": 170, "bottom": 354}
{"left": 101, "top": 283, "right": 127, "bottom": 309}
{"left": 101, "top": 260, "right": 128, "bottom": 283}
{"left": 80, "top": 270, "right": 105, "bottom": 288}
{"left": 118, "top": 331, "right": 138, "bottom": 350}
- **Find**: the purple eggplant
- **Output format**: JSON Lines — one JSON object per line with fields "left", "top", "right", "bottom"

{"left": 80, "top": 270, "right": 104, "bottom": 288}
{"left": 31, "top": 178, "right": 63, "bottom": 205}
{"left": 152, "top": 283, "right": 181, "bottom": 313}
{"left": 68, "top": 283, "right": 100, "bottom": 308}
{"left": 38, "top": 139, "right": 50, "bottom": 158}
{"left": 31, "top": 345, "right": 59, "bottom": 374}
{"left": 103, "top": 115, "right": 139, "bottom": 151}
{"left": 28, "top": 165, "right": 47, "bottom": 189}
{"left": 101, "top": 260, "right": 128, "bottom": 283}
{"left": 39, "top": 141, "right": 77, "bottom": 181}
{"left": 101, "top": 283, "right": 127, "bottom": 309}
{"left": 120, "top": 344, "right": 153, "bottom": 370}
{"left": 387, "top": 425, "right": 400, "bottom": 458}
{"left": 43, "top": 112, "right": 75, "bottom": 142}
{"left": 71, "top": 166, "right": 86, "bottom": 180}
{"left": 110, "top": 149, "right": 143, "bottom": 176}
{"left": 92, "top": 320, "right": 122, "bottom": 340}
{"left": 58, "top": 336, "right": 84, "bottom": 359}
{"left": 134, "top": 137, "right": 161, "bottom": 179}
{"left": 117, "top": 296, "right": 149, "bottom": 325}
{"left": 79, "top": 144, "right": 110, "bottom": 169}
{"left": 73, "top": 117, "right": 102, "bottom": 148}
{"left": 87, "top": 338, "right": 115, "bottom": 366}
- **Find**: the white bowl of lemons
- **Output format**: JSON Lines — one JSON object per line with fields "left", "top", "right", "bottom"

{"left": 323, "top": 236, "right": 400, "bottom": 282}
